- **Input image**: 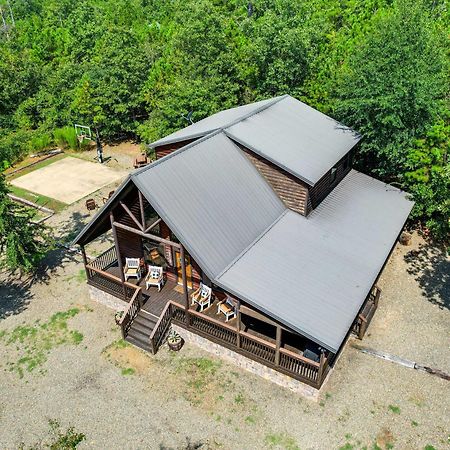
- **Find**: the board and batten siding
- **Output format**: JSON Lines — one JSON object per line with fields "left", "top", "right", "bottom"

{"left": 239, "top": 145, "right": 310, "bottom": 216}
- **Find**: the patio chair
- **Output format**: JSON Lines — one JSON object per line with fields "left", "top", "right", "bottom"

{"left": 145, "top": 265, "right": 164, "bottom": 291}
{"left": 85, "top": 198, "right": 98, "bottom": 212}
{"left": 102, "top": 190, "right": 115, "bottom": 204}
{"left": 133, "top": 154, "right": 149, "bottom": 169}
{"left": 217, "top": 295, "right": 237, "bottom": 322}
{"left": 191, "top": 283, "right": 212, "bottom": 312}
{"left": 123, "top": 257, "right": 142, "bottom": 282}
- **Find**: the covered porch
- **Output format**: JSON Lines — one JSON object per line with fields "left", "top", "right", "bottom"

{"left": 84, "top": 243, "right": 332, "bottom": 388}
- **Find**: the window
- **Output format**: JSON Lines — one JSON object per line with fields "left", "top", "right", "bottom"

{"left": 330, "top": 167, "right": 337, "bottom": 184}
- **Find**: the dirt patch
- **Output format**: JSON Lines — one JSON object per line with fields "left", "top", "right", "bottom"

{"left": 104, "top": 340, "right": 155, "bottom": 375}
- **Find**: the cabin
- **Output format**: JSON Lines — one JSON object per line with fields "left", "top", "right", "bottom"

{"left": 73, "top": 95, "right": 413, "bottom": 391}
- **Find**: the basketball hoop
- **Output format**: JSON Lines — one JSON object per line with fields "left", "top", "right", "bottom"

{"left": 75, "top": 124, "right": 92, "bottom": 143}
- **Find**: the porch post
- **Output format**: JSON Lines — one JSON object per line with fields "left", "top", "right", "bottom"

{"left": 236, "top": 299, "right": 241, "bottom": 348}
{"left": 180, "top": 244, "right": 189, "bottom": 327}
{"left": 317, "top": 351, "right": 326, "bottom": 385}
{"left": 110, "top": 211, "right": 127, "bottom": 300}
{"left": 275, "top": 325, "right": 282, "bottom": 366}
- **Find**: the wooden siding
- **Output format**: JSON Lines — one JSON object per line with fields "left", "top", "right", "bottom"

{"left": 114, "top": 187, "right": 144, "bottom": 260}
{"left": 240, "top": 146, "right": 310, "bottom": 216}
{"left": 154, "top": 139, "right": 196, "bottom": 160}
{"left": 309, "top": 150, "right": 353, "bottom": 210}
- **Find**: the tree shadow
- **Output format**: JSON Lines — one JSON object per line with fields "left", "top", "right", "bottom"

{"left": 0, "top": 211, "right": 89, "bottom": 320}
{"left": 404, "top": 242, "right": 450, "bottom": 310}
{"left": 0, "top": 276, "right": 34, "bottom": 320}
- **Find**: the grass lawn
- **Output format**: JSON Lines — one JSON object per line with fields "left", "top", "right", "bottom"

{"left": 5, "top": 153, "right": 68, "bottom": 181}
{"left": 8, "top": 184, "right": 67, "bottom": 213}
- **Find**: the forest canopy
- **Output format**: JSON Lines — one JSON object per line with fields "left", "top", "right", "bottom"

{"left": 0, "top": 0, "right": 448, "bottom": 240}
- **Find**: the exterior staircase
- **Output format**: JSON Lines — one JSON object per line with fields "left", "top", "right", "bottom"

{"left": 125, "top": 310, "right": 158, "bottom": 352}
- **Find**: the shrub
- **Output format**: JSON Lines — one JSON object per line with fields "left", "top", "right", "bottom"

{"left": 54, "top": 126, "right": 78, "bottom": 150}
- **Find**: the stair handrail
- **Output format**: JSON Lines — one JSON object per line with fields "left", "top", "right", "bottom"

{"left": 149, "top": 301, "right": 174, "bottom": 353}
{"left": 118, "top": 286, "right": 142, "bottom": 338}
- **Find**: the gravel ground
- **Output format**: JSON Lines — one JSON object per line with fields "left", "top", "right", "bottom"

{"left": 0, "top": 169, "right": 448, "bottom": 449}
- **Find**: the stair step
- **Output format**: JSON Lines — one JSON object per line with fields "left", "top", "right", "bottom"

{"left": 125, "top": 335, "right": 152, "bottom": 352}
{"left": 134, "top": 313, "right": 157, "bottom": 328}
{"left": 127, "top": 326, "right": 151, "bottom": 342}
{"left": 130, "top": 321, "right": 154, "bottom": 336}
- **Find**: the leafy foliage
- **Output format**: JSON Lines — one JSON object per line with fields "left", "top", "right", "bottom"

{"left": 0, "top": 0, "right": 448, "bottom": 240}
{"left": 0, "top": 175, "right": 53, "bottom": 273}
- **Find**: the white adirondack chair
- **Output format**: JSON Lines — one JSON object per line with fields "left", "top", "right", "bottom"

{"left": 123, "top": 257, "right": 141, "bottom": 281}
{"left": 145, "top": 265, "right": 164, "bottom": 291}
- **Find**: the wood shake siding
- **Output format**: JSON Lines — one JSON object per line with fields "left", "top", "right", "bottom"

{"left": 240, "top": 146, "right": 310, "bottom": 216}
{"left": 154, "top": 139, "right": 196, "bottom": 160}
{"left": 309, "top": 151, "right": 352, "bottom": 209}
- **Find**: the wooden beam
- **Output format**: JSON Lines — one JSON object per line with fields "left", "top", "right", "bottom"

{"left": 275, "top": 325, "right": 282, "bottom": 366}
{"left": 144, "top": 217, "right": 162, "bottom": 233}
{"left": 110, "top": 212, "right": 127, "bottom": 300}
{"left": 138, "top": 191, "right": 146, "bottom": 229}
{"left": 120, "top": 201, "right": 143, "bottom": 231}
{"left": 180, "top": 245, "right": 189, "bottom": 327}
{"left": 240, "top": 305, "right": 289, "bottom": 331}
{"left": 113, "top": 221, "right": 181, "bottom": 249}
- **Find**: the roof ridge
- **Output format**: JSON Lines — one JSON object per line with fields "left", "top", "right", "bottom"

{"left": 215, "top": 209, "right": 289, "bottom": 280}
{"left": 133, "top": 129, "right": 225, "bottom": 177}
{"left": 149, "top": 95, "right": 288, "bottom": 149}
{"left": 222, "top": 94, "right": 288, "bottom": 131}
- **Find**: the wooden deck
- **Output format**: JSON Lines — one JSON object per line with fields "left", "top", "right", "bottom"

{"left": 105, "top": 265, "right": 187, "bottom": 317}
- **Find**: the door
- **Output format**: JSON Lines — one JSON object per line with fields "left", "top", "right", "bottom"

{"left": 175, "top": 251, "right": 193, "bottom": 289}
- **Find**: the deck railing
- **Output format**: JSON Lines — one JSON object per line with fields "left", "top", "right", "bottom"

{"left": 149, "top": 302, "right": 173, "bottom": 353}
{"left": 86, "top": 265, "right": 137, "bottom": 302}
{"left": 353, "top": 285, "right": 381, "bottom": 339}
{"left": 118, "top": 287, "right": 143, "bottom": 338}
{"left": 88, "top": 246, "right": 117, "bottom": 271}
{"left": 150, "top": 301, "right": 328, "bottom": 389}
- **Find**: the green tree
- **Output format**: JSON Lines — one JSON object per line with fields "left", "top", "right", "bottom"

{"left": 0, "top": 175, "right": 53, "bottom": 273}
{"left": 334, "top": 0, "right": 448, "bottom": 179}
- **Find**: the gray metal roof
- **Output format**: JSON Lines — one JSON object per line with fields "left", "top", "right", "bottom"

{"left": 225, "top": 95, "right": 361, "bottom": 185}
{"left": 134, "top": 131, "right": 285, "bottom": 279}
{"left": 73, "top": 131, "right": 412, "bottom": 353}
{"left": 217, "top": 170, "right": 413, "bottom": 352}
{"left": 149, "top": 96, "right": 282, "bottom": 148}
{"left": 150, "top": 94, "right": 361, "bottom": 186}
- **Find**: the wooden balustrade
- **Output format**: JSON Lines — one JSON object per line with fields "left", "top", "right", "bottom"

{"left": 279, "top": 347, "right": 321, "bottom": 383}
{"left": 153, "top": 301, "right": 328, "bottom": 388}
{"left": 353, "top": 285, "right": 381, "bottom": 339}
{"left": 240, "top": 331, "right": 276, "bottom": 364}
{"left": 88, "top": 246, "right": 117, "bottom": 270}
{"left": 118, "top": 287, "right": 142, "bottom": 338}
{"left": 85, "top": 264, "right": 137, "bottom": 302}
{"left": 149, "top": 302, "right": 173, "bottom": 353}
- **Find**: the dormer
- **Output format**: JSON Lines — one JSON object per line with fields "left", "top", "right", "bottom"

{"left": 150, "top": 95, "right": 361, "bottom": 216}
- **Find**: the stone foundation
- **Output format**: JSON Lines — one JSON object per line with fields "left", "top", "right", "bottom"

{"left": 88, "top": 285, "right": 127, "bottom": 311}
{"left": 172, "top": 324, "right": 321, "bottom": 401}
